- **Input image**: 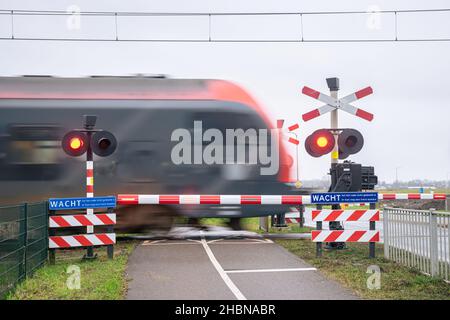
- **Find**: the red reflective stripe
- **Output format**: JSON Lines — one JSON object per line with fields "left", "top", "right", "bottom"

{"left": 434, "top": 194, "right": 446, "bottom": 200}
{"left": 200, "top": 195, "right": 220, "bottom": 204}
{"left": 86, "top": 169, "right": 93, "bottom": 177}
{"left": 302, "top": 109, "right": 320, "bottom": 122}
{"left": 159, "top": 195, "right": 180, "bottom": 204}
{"left": 97, "top": 214, "right": 115, "bottom": 225}
{"left": 73, "top": 235, "right": 93, "bottom": 246}
{"left": 96, "top": 234, "right": 115, "bottom": 245}
{"left": 74, "top": 215, "right": 92, "bottom": 226}
{"left": 355, "top": 108, "right": 374, "bottom": 121}
{"left": 51, "top": 216, "right": 71, "bottom": 227}
{"left": 288, "top": 137, "right": 299, "bottom": 145}
{"left": 369, "top": 232, "right": 380, "bottom": 242}
{"left": 281, "top": 196, "right": 302, "bottom": 205}
{"left": 354, "top": 86, "right": 373, "bottom": 99}
{"left": 86, "top": 185, "right": 94, "bottom": 193}
{"left": 311, "top": 210, "right": 321, "bottom": 220}
{"left": 324, "top": 210, "right": 343, "bottom": 221}
{"left": 372, "top": 211, "right": 380, "bottom": 221}
{"left": 408, "top": 194, "right": 421, "bottom": 200}
{"left": 288, "top": 123, "right": 299, "bottom": 131}
{"left": 302, "top": 86, "right": 321, "bottom": 99}
{"left": 382, "top": 194, "right": 395, "bottom": 200}
{"left": 311, "top": 230, "right": 319, "bottom": 241}
{"left": 50, "top": 236, "right": 71, "bottom": 248}
{"left": 347, "top": 210, "right": 366, "bottom": 221}
{"left": 324, "top": 230, "right": 344, "bottom": 242}
{"left": 346, "top": 231, "right": 366, "bottom": 242}
{"left": 117, "top": 194, "right": 138, "bottom": 205}
{"left": 241, "top": 195, "right": 261, "bottom": 204}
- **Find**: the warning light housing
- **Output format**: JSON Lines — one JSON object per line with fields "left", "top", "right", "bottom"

{"left": 304, "top": 129, "right": 335, "bottom": 157}
{"left": 91, "top": 130, "right": 117, "bottom": 157}
{"left": 62, "top": 131, "right": 89, "bottom": 157}
{"left": 337, "top": 129, "right": 364, "bottom": 159}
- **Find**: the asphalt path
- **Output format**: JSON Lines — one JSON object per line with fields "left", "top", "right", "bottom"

{"left": 125, "top": 231, "right": 358, "bottom": 300}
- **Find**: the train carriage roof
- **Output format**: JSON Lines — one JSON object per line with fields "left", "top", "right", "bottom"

{"left": 0, "top": 76, "right": 256, "bottom": 108}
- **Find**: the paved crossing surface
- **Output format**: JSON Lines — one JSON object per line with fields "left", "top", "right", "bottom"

{"left": 125, "top": 232, "right": 358, "bottom": 300}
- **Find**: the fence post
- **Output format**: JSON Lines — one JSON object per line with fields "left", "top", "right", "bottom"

{"left": 429, "top": 209, "right": 438, "bottom": 277}
{"left": 316, "top": 204, "right": 322, "bottom": 258}
{"left": 18, "top": 203, "right": 28, "bottom": 281}
{"left": 383, "top": 206, "right": 389, "bottom": 259}
{"left": 369, "top": 202, "right": 376, "bottom": 258}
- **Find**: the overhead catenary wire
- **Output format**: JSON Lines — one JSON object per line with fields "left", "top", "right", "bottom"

{"left": 0, "top": 8, "right": 449, "bottom": 42}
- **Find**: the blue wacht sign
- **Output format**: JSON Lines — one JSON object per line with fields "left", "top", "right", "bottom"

{"left": 310, "top": 192, "right": 378, "bottom": 204}
{"left": 48, "top": 196, "right": 117, "bottom": 210}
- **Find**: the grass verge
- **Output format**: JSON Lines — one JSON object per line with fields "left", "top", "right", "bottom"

{"left": 275, "top": 239, "right": 450, "bottom": 300}
{"left": 7, "top": 241, "right": 136, "bottom": 300}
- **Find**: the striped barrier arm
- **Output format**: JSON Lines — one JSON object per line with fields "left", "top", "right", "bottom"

{"left": 117, "top": 193, "right": 445, "bottom": 206}
{"left": 311, "top": 230, "right": 379, "bottom": 243}
{"left": 379, "top": 193, "right": 445, "bottom": 200}
{"left": 49, "top": 213, "right": 116, "bottom": 228}
{"left": 311, "top": 209, "right": 379, "bottom": 222}
{"left": 49, "top": 233, "right": 116, "bottom": 249}
{"left": 118, "top": 194, "right": 312, "bottom": 205}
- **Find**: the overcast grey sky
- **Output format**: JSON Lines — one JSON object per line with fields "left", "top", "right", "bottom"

{"left": 0, "top": 0, "right": 449, "bottom": 183}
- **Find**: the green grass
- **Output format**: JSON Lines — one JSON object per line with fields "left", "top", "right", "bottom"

{"left": 6, "top": 241, "right": 136, "bottom": 300}
{"left": 276, "top": 239, "right": 450, "bottom": 300}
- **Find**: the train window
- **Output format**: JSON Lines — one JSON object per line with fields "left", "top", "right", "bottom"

{"left": 0, "top": 125, "right": 62, "bottom": 180}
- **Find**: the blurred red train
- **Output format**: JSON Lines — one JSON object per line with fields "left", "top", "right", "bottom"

{"left": 0, "top": 75, "right": 296, "bottom": 231}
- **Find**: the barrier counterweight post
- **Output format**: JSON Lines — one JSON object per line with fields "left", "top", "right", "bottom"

{"left": 84, "top": 132, "right": 96, "bottom": 260}
{"left": 316, "top": 204, "right": 322, "bottom": 257}
{"left": 369, "top": 202, "right": 376, "bottom": 258}
{"left": 298, "top": 205, "right": 305, "bottom": 228}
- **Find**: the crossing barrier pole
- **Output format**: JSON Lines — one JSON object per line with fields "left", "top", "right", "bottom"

{"left": 48, "top": 209, "right": 56, "bottom": 265}
{"left": 369, "top": 202, "right": 376, "bottom": 258}
{"left": 316, "top": 204, "right": 323, "bottom": 257}
{"left": 107, "top": 207, "right": 114, "bottom": 259}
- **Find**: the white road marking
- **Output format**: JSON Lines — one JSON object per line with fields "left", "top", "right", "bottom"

{"left": 225, "top": 267, "right": 317, "bottom": 274}
{"left": 143, "top": 242, "right": 200, "bottom": 246}
{"left": 200, "top": 233, "right": 247, "bottom": 300}
{"left": 207, "top": 238, "right": 273, "bottom": 244}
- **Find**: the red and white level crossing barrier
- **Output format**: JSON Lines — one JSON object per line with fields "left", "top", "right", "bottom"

{"left": 379, "top": 193, "right": 445, "bottom": 200}
{"left": 49, "top": 233, "right": 116, "bottom": 249}
{"left": 117, "top": 193, "right": 446, "bottom": 205}
{"left": 49, "top": 213, "right": 116, "bottom": 228}
{"left": 118, "top": 194, "right": 313, "bottom": 205}
{"left": 286, "top": 218, "right": 301, "bottom": 223}
{"left": 311, "top": 209, "right": 379, "bottom": 222}
{"left": 311, "top": 230, "right": 379, "bottom": 242}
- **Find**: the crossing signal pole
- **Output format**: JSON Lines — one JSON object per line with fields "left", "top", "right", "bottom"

{"left": 301, "top": 78, "right": 376, "bottom": 250}
{"left": 61, "top": 115, "right": 117, "bottom": 259}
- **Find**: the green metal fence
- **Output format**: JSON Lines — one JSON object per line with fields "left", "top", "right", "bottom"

{"left": 0, "top": 202, "right": 48, "bottom": 298}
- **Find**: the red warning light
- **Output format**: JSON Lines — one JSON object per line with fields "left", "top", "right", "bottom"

{"left": 69, "top": 137, "right": 83, "bottom": 150}
{"left": 62, "top": 131, "right": 88, "bottom": 157}
{"left": 305, "top": 129, "right": 335, "bottom": 157}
